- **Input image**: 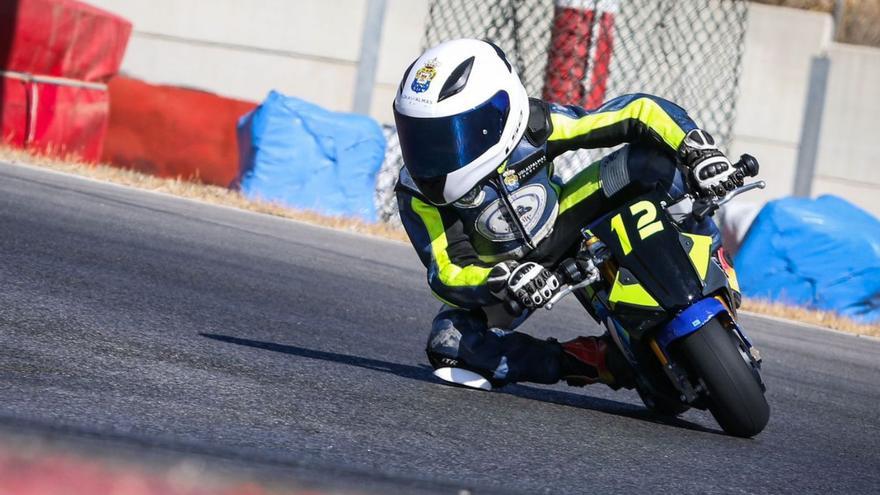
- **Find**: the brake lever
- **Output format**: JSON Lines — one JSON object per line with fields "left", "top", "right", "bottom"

{"left": 692, "top": 180, "right": 766, "bottom": 221}
{"left": 716, "top": 180, "right": 765, "bottom": 208}
{"left": 545, "top": 277, "right": 596, "bottom": 311}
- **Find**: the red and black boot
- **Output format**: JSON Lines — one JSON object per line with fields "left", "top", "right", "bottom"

{"left": 560, "top": 335, "right": 635, "bottom": 390}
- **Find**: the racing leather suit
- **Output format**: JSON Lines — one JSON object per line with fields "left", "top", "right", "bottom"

{"left": 395, "top": 94, "right": 722, "bottom": 386}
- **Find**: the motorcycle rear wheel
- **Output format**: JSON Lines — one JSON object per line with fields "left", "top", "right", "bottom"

{"left": 678, "top": 319, "right": 770, "bottom": 437}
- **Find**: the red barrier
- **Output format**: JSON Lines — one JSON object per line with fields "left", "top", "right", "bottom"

{"left": 542, "top": 0, "right": 617, "bottom": 108}
{"left": 102, "top": 77, "right": 256, "bottom": 187}
{"left": 0, "top": 0, "right": 130, "bottom": 160}
{"left": 0, "top": 76, "right": 27, "bottom": 148}
{"left": 0, "top": 0, "right": 131, "bottom": 82}
{"left": 1, "top": 72, "right": 109, "bottom": 161}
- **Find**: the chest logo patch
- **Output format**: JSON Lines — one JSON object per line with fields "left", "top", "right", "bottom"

{"left": 475, "top": 184, "right": 548, "bottom": 242}
{"left": 502, "top": 169, "right": 520, "bottom": 190}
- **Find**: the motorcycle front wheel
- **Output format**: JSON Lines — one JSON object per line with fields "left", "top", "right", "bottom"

{"left": 678, "top": 319, "right": 770, "bottom": 437}
{"left": 636, "top": 382, "right": 690, "bottom": 417}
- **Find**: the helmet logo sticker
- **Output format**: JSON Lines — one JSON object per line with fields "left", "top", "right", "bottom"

{"left": 411, "top": 58, "right": 439, "bottom": 93}
{"left": 475, "top": 185, "right": 548, "bottom": 242}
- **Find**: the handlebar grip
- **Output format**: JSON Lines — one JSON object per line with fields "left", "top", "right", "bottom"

{"left": 734, "top": 154, "right": 760, "bottom": 178}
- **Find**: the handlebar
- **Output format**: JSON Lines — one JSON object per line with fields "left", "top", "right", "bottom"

{"left": 736, "top": 153, "right": 760, "bottom": 178}
{"left": 511, "top": 154, "right": 765, "bottom": 314}
{"left": 503, "top": 259, "right": 600, "bottom": 315}
{"left": 691, "top": 154, "right": 763, "bottom": 221}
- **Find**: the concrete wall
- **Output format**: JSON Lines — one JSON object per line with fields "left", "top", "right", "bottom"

{"left": 89, "top": 0, "right": 880, "bottom": 216}
{"left": 727, "top": 3, "right": 832, "bottom": 205}
{"left": 813, "top": 43, "right": 880, "bottom": 217}
{"left": 371, "top": 0, "right": 431, "bottom": 122}
{"left": 87, "top": 0, "right": 429, "bottom": 119}
{"left": 730, "top": 3, "right": 880, "bottom": 217}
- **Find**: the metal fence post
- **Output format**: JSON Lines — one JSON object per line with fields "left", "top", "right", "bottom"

{"left": 793, "top": 55, "right": 831, "bottom": 198}
{"left": 352, "top": 0, "right": 387, "bottom": 115}
{"left": 832, "top": 0, "right": 845, "bottom": 41}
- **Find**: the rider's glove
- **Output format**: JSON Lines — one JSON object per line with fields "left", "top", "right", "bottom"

{"left": 488, "top": 261, "right": 561, "bottom": 309}
{"left": 679, "top": 129, "right": 743, "bottom": 198}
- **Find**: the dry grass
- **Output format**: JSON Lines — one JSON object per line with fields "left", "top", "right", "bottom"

{"left": 753, "top": 0, "right": 880, "bottom": 47}
{"left": 3, "top": 146, "right": 877, "bottom": 338}
{"left": 742, "top": 300, "right": 879, "bottom": 337}
{"left": 0, "top": 147, "right": 407, "bottom": 242}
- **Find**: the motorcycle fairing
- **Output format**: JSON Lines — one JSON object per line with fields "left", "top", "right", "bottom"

{"left": 678, "top": 232, "right": 735, "bottom": 298}
{"left": 605, "top": 268, "right": 668, "bottom": 335}
{"left": 588, "top": 193, "right": 703, "bottom": 311}
{"left": 722, "top": 257, "right": 741, "bottom": 293}
{"left": 608, "top": 267, "right": 659, "bottom": 308}
{"left": 681, "top": 233, "right": 712, "bottom": 280}
{"left": 655, "top": 297, "right": 727, "bottom": 353}
{"left": 605, "top": 316, "right": 639, "bottom": 366}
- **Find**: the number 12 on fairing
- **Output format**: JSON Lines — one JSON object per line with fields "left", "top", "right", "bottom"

{"left": 609, "top": 200, "right": 665, "bottom": 255}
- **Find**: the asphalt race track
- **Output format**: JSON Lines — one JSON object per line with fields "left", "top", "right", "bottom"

{"left": 1, "top": 162, "right": 878, "bottom": 494}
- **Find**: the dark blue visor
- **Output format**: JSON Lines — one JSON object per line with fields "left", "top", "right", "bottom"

{"left": 394, "top": 90, "right": 510, "bottom": 180}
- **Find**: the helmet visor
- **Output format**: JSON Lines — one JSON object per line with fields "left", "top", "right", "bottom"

{"left": 394, "top": 90, "right": 510, "bottom": 180}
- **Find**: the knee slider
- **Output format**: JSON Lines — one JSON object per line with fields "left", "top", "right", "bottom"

{"left": 426, "top": 317, "right": 463, "bottom": 369}
{"left": 425, "top": 325, "right": 499, "bottom": 389}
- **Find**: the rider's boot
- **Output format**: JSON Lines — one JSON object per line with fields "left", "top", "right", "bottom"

{"left": 560, "top": 335, "right": 635, "bottom": 390}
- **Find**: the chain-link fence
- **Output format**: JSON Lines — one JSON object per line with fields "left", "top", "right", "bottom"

{"left": 376, "top": 0, "right": 750, "bottom": 223}
{"left": 376, "top": 125, "right": 403, "bottom": 224}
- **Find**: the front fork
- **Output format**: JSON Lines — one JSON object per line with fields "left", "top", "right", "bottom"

{"left": 600, "top": 296, "right": 765, "bottom": 404}
{"left": 598, "top": 310, "right": 703, "bottom": 403}
{"left": 648, "top": 297, "right": 765, "bottom": 399}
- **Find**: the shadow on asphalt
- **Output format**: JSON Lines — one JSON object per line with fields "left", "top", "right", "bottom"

{"left": 502, "top": 384, "right": 717, "bottom": 434}
{"left": 201, "top": 333, "right": 719, "bottom": 435}
{"left": 200, "top": 333, "right": 435, "bottom": 382}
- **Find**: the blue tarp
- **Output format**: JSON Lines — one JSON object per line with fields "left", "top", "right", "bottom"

{"left": 736, "top": 195, "right": 880, "bottom": 323}
{"left": 236, "top": 90, "right": 386, "bottom": 221}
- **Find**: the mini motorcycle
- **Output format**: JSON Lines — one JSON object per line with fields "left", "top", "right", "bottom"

{"left": 545, "top": 154, "right": 769, "bottom": 437}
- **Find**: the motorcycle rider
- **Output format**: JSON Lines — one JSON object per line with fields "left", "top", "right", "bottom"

{"left": 394, "top": 39, "right": 742, "bottom": 390}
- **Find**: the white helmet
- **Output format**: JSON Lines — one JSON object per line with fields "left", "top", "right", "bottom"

{"left": 393, "top": 39, "right": 529, "bottom": 205}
